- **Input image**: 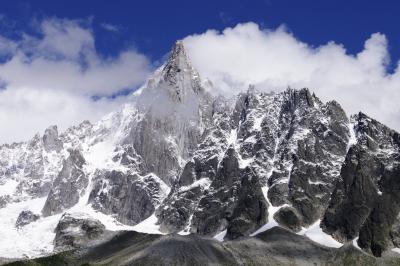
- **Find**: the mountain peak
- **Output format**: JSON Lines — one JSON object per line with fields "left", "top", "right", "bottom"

{"left": 160, "top": 40, "right": 202, "bottom": 102}
{"left": 164, "top": 40, "right": 188, "bottom": 68}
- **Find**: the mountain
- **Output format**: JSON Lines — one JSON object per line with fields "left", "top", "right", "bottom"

{"left": 1, "top": 41, "right": 400, "bottom": 265}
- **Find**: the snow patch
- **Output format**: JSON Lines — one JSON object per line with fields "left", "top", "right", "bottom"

{"left": 0, "top": 179, "right": 18, "bottom": 196}
{"left": 179, "top": 178, "right": 211, "bottom": 193}
{"left": 392, "top": 247, "right": 400, "bottom": 254}
{"left": 238, "top": 157, "right": 254, "bottom": 169}
{"left": 347, "top": 121, "right": 357, "bottom": 151}
{"left": 227, "top": 129, "right": 237, "bottom": 146}
{"left": 214, "top": 230, "right": 227, "bottom": 242}
{"left": 251, "top": 185, "right": 342, "bottom": 249}
{"left": 299, "top": 220, "right": 343, "bottom": 248}
{"left": 132, "top": 213, "right": 165, "bottom": 235}
{"left": 0, "top": 197, "right": 61, "bottom": 259}
{"left": 178, "top": 213, "right": 194, "bottom": 236}
{"left": 252, "top": 116, "right": 264, "bottom": 131}
{"left": 250, "top": 185, "right": 287, "bottom": 236}
{"left": 353, "top": 237, "right": 361, "bottom": 250}
{"left": 243, "top": 135, "right": 257, "bottom": 144}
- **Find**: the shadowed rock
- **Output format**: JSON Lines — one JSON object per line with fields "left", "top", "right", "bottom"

{"left": 42, "top": 149, "right": 87, "bottom": 216}
{"left": 15, "top": 210, "right": 40, "bottom": 228}
{"left": 54, "top": 213, "right": 108, "bottom": 252}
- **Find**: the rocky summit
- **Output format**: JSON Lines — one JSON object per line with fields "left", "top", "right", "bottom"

{"left": 1, "top": 41, "right": 400, "bottom": 265}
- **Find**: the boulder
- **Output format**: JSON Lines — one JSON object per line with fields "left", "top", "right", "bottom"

{"left": 54, "top": 213, "right": 106, "bottom": 251}
{"left": 273, "top": 206, "right": 302, "bottom": 232}
{"left": 15, "top": 210, "right": 40, "bottom": 228}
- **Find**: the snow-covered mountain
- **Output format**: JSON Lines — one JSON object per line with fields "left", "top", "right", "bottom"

{"left": 1, "top": 41, "right": 400, "bottom": 262}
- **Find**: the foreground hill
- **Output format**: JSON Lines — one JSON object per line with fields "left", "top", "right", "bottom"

{"left": 6, "top": 227, "right": 400, "bottom": 266}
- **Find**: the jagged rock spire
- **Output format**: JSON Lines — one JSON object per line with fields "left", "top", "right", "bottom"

{"left": 161, "top": 40, "right": 202, "bottom": 102}
{"left": 162, "top": 41, "right": 193, "bottom": 82}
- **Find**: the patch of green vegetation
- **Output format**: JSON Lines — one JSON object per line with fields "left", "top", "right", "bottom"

{"left": 325, "top": 248, "right": 378, "bottom": 266}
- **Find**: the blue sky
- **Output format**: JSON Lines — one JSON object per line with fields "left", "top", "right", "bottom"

{"left": 0, "top": 0, "right": 400, "bottom": 143}
{"left": 1, "top": 0, "right": 399, "bottom": 68}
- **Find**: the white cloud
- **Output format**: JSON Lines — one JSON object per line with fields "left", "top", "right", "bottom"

{"left": 0, "top": 18, "right": 150, "bottom": 96}
{"left": 0, "top": 17, "right": 151, "bottom": 143}
{"left": 0, "top": 87, "right": 125, "bottom": 143}
{"left": 1, "top": 20, "right": 400, "bottom": 144}
{"left": 183, "top": 22, "right": 400, "bottom": 131}
{"left": 100, "top": 22, "right": 119, "bottom": 32}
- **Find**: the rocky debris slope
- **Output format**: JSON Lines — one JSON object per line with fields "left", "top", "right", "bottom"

{"left": 7, "top": 227, "right": 400, "bottom": 266}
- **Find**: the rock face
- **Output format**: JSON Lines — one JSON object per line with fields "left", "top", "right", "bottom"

{"left": 322, "top": 112, "right": 400, "bottom": 256}
{"left": 225, "top": 167, "right": 269, "bottom": 239}
{"left": 273, "top": 206, "right": 302, "bottom": 232}
{"left": 88, "top": 170, "right": 169, "bottom": 225}
{"left": 42, "top": 125, "right": 63, "bottom": 152}
{"left": 54, "top": 213, "right": 107, "bottom": 251}
{"left": 157, "top": 87, "right": 350, "bottom": 239}
{"left": 15, "top": 210, "right": 40, "bottom": 228}
{"left": 42, "top": 149, "right": 87, "bottom": 216}
{"left": 266, "top": 91, "right": 349, "bottom": 226}
{"left": 122, "top": 40, "right": 213, "bottom": 186}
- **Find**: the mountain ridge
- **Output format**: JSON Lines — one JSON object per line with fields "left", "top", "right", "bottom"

{"left": 0, "top": 41, "right": 400, "bottom": 263}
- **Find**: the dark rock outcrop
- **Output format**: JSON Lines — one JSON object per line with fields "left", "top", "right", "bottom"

{"left": 273, "top": 206, "right": 302, "bottom": 232}
{"left": 390, "top": 215, "right": 400, "bottom": 248}
{"left": 42, "top": 149, "right": 87, "bottom": 216}
{"left": 42, "top": 125, "right": 63, "bottom": 152}
{"left": 54, "top": 213, "right": 107, "bottom": 251}
{"left": 226, "top": 167, "right": 268, "bottom": 239}
{"left": 89, "top": 170, "right": 168, "bottom": 225}
{"left": 322, "top": 112, "right": 400, "bottom": 256}
{"left": 158, "top": 145, "right": 268, "bottom": 238}
{"left": 156, "top": 97, "right": 232, "bottom": 233}
{"left": 158, "top": 88, "right": 349, "bottom": 238}
{"left": 0, "top": 195, "right": 10, "bottom": 208}
{"left": 15, "top": 210, "right": 40, "bottom": 228}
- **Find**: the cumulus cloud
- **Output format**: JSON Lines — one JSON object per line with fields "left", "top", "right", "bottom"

{"left": 0, "top": 18, "right": 150, "bottom": 96}
{"left": 0, "top": 17, "right": 151, "bottom": 143}
{"left": 1, "top": 20, "right": 400, "bottom": 143}
{"left": 183, "top": 22, "right": 400, "bottom": 131}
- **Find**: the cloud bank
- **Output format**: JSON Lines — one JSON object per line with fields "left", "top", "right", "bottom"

{"left": 1, "top": 20, "right": 399, "bottom": 143}
{"left": 183, "top": 22, "right": 400, "bottom": 131}
{"left": 0, "top": 18, "right": 151, "bottom": 143}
